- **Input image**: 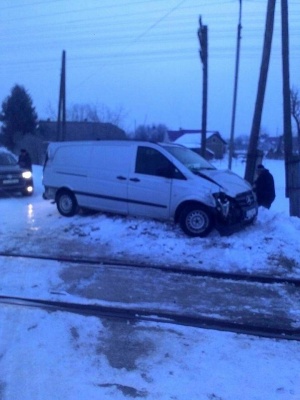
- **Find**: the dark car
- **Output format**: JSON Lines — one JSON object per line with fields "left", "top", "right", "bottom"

{"left": 0, "top": 148, "right": 34, "bottom": 196}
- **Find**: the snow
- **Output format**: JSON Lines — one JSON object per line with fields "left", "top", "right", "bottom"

{"left": 0, "top": 155, "right": 300, "bottom": 399}
{"left": 174, "top": 132, "right": 203, "bottom": 148}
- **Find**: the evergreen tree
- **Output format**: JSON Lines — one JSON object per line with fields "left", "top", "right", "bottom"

{"left": 0, "top": 85, "right": 38, "bottom": 150}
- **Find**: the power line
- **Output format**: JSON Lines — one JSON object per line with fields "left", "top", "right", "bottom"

{"left": 1, "top": 0, "right": 299, "bottom": 99}
{"left": 74, "top": 0, "right": 189, "bottom": 88}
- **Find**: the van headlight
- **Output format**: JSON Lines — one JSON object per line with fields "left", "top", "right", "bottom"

{"left": 22, "top": 171, "right": 32, "bottom": 179}
{"left": 213, "top": 192, "right": 230, "bottom": 217}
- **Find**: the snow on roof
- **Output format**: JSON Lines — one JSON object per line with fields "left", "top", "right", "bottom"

{"left": 174, "top": 133, "right": 201, "bottom": 148}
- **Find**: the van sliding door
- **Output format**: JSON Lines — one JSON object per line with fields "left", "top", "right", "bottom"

{"left": 86, "top": 144, "right": 134, "bottom": 214}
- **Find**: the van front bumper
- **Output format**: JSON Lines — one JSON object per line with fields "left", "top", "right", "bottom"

{"left": 214, "top": 190, "right": 258, "bottom": 235}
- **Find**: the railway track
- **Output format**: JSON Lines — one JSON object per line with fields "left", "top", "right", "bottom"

{"left": 1, "top": 250, "right": 299, "bottom": 287}
{"left": 1, "top": 252, "right": 300, "bottom": 341}
{"left": 1, "top": 294, "right": 300, "bottom": 342}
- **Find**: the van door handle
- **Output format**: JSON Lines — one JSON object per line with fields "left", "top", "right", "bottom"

{"left": 129, "top": 178, "right": 140, "bottom": 182}
{"left": 117, "top": 176, "right": 127, "bottom": 180}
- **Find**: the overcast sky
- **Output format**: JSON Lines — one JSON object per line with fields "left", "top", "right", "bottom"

{"left": 1, "top": 0, "right": 299, "bottom": 137}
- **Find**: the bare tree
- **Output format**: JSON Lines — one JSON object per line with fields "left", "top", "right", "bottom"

{"left": 67, "top": 103, "right": 127, "bottom": 126}
{"left": 68, "top": 104, "right": 99, "bottom": 122}
{"left": 290, "top": 86, "right": 300, "bottom": 153}
{"left": 133, "top": 124, "right": 168, "bottom": 142}
{"left": 45, "top": 102, "right": 128, "bottom": 127}
{"left": 45, "top": 102, "right": 57, "bottom": 120}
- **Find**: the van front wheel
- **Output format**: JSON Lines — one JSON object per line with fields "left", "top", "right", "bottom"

{"left": 179, "top": 205, "right": 213, "bottom": 237}
{"left": 56, "top": 190, "right": 78, "bottom": 217}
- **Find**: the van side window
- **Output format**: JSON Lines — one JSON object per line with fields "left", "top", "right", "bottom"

{"left": 135, "top": 146, "right": 184, "bottom": 179}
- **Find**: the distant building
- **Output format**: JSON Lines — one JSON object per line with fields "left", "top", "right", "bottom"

{"left": 168, "top": 129, "right": 227, "bottom": 159}
{"left": 19, "top": 120, "right": 127, "bottom": 165}
{"left": 263, "top": 136, "right": 300, "bottom": 159}
{"left": 38, "top": 120, "right": 127, "bottom": 142}
{"left": 206, "top": 132, "right": 227, "bottom": 159}
{"left": 234, "top": 135, "right": 299, "bottom": 160}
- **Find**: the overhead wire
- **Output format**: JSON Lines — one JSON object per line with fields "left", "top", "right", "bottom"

{"left": 0, "top": 0, "right": 299, "bottom": 87}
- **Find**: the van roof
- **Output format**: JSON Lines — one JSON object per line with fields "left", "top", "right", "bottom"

{"left": 47, "top": 140, "right": 183, "bottom": 149}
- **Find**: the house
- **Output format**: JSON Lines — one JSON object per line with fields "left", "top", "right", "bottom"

{"left": 169, "top": 129, "right": 227, "bottom": 159}
{"left": 13, "top": 120, "right": 127, "bottom": 165}
{"left": 38, "top": 120, "right": 127, "bottom": 142}
{"left": 206, "top": 132, "right": 227, "bottom": 159}
{"left": 172, "top": 132, "right": 213, "bottom": 159}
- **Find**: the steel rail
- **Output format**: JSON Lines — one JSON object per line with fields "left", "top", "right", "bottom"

{"left": 0, "top": 294, "right": 299, "bottom": 342}
{"left": 0, "top": 251, "right": 299, "bottom": 287}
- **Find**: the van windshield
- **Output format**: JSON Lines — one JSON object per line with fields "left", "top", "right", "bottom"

{"left": 162, "top": 145, "right": 216, "bottom": 173}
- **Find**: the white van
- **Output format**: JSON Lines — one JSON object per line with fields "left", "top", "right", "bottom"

{"left": 42, "top": 140, "right": 258, "bottom": 237}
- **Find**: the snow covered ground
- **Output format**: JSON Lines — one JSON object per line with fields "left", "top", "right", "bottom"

{"left": 0, "top": 155, "right": 300, "bottom": 399}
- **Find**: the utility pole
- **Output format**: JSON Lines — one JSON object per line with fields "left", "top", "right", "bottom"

{"left": 228, "top": 0, "right": 242, "bottom": 170}
{"left": 197, "top": 16, "right": 208, "bottom": 158}
{"left": 57, "top": 50, "right": 66, "bottom": 141}
{"left": 281, "top": 0, "right": 292, "bottom": 163}
{"left": 281, "top": 0, "right": 300, "bottom": 216}
{"left": 244, "top": 0, "right": 276, "bottom": 184}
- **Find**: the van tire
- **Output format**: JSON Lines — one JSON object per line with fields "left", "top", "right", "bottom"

{"left": 179, "top": 204, "right": 213, "bottom": 237}
{"left": 56, "top": 190, "right": 78, "bottom": 217}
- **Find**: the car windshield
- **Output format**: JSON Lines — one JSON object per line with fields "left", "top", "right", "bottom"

{"left": 0, "top": 152, "right": 17, "bottom": 166}
{"left": 162, "top": 145, "right": 216, "bottom": 173}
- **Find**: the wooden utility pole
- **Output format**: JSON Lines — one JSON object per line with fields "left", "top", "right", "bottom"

{"left": 198, "top": 16, "right": 208, "bottom": 158}
{"left": 281, "top": 0, "right": 292, "bottom": 162}
{"left": 228, "top": 0, "right": 242, "bottom": 170}
{"left": 57, "top": 50, "right": 66, "bottom": 141}
{"left": 244, "top": 0, "right": 276, "bottom": 183}
{"left": 281, "top": 0, "right": 300, "bottom": 216}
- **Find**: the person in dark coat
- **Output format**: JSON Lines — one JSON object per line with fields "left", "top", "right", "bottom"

{"left": 18, "top": 149, "right": 32, "bottom": 171}
{"left": 253, "top": 164, "right": 275, "bottom": 209}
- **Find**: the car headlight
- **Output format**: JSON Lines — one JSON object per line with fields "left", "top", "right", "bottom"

{"left": 22, "top": 171, "right": 32, "bottom": 179}
{"left": 213, "top": 192, "right": 230, "bottom": 217}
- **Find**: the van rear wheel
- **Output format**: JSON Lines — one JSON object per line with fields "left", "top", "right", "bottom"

{"left": 179, "top": 204, "right": 213, "bottom": 237}
{"left": 56, "top": 190, "right": 78, "bottom": 217}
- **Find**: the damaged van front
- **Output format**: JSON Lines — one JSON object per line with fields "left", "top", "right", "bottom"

{"left": 162, "top": 143, "right": 258, "bottom": 237}
{"left": 202, "top": 168, "right": 257, "bottom": 234}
